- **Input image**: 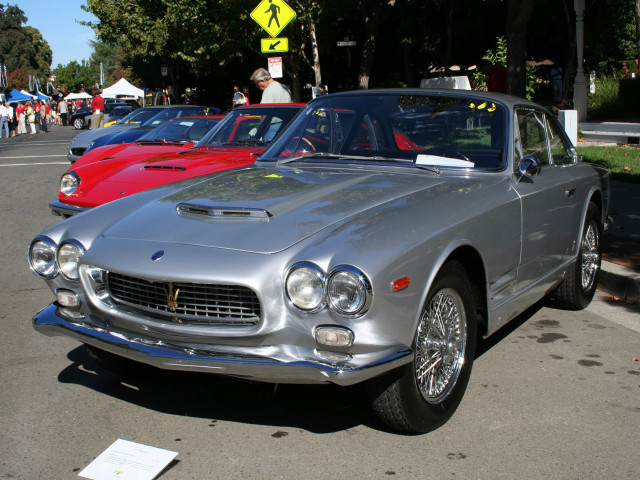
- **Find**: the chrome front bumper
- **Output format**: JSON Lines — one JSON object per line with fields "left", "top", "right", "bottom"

{"left": 49, "top": 200, "right": 88, "bottom": 217}
{"left": 33, "top": 303, "right": 412, "bottom": 386}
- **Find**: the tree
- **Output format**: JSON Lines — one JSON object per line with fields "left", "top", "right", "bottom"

{"left": 0, "top": 3, "right": 52, "bottom": 86}
{"left": 357, "top": 0, "right": 395, "bottom": 89}
{"left": 506, "top": 0, "right": 535, "bottom": 98}
{"left": 52, "top": 61, "right": 94, "bottom": 93}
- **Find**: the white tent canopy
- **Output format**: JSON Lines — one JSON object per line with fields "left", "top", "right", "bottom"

{"left": 65, "top": 92, "right": 93, "bottom": 100}
{"left": 101, "top": 78, "right": 144, "bottom": 100}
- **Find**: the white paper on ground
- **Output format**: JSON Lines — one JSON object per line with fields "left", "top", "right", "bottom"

{"left": 78, "top": 438, "right": 178, "bottom": 480}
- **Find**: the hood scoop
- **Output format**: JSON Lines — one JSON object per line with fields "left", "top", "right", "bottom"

{"left": 176, "top": 202, "right": 272, "bottom": 222}
{"left": 143, "top": 165, "right": 186, "bottom": 171}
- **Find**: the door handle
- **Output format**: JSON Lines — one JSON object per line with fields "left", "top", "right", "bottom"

{"left": 565, "top": 188, "right": 576, "bottom": 197}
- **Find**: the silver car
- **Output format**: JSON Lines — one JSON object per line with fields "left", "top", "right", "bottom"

{"left": 29, "top": 89, "right": 609, "bottom": 433}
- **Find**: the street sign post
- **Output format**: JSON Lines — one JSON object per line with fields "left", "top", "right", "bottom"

{"left": 261, "top": 37, "right": 289, "bottom": 53}
{"left": 250, "top": 0, "right": 296, "bottom": 38}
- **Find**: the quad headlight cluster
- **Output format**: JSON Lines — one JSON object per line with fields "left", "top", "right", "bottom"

{"left": 285, "top": 262, "right": 372, "bottom": 316}
{"left": 28, "top": 236, "right": 85, "bottom": 281}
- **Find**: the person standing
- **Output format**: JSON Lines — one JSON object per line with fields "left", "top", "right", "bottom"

{"left": 0, "top": 101, "right": 9, "bottom": 138}
{"left": 15, "top": 102, "right": 25, "bottom": 135}
{"left": 25, "top": 101, "right": 36, "bottom": 134}
{"left": 7, "top": 102, "right": 15, "bottom": 137}
{"left": 57, "top": 99, "right": 68, "bottom": 125}
{"left": 250, "top": 68, "right": 292, "bottom": 103}
{"left": 550, "top": 62, "right": 563, "bottom": 104}
{"left": 90, "top": 89, "right": 105, "bottom": 129}
{"left": 243, "top": 87, "right": 250, "bottom": 105}
{"left": 36, "top": 101, "right": 48, "bottom": 133}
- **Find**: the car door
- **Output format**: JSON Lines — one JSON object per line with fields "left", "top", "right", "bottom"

{"left": 511, "top": 107, "right": 580, "bottom": 293}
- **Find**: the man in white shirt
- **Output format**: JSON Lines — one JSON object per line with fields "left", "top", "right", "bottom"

{"left": 0, "top": 102, "right": 9, "bottom": 138}
{"left": 250, "top": 68, "right": 292, "bottom": 104}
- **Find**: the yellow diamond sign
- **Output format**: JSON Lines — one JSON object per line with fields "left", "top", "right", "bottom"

{"left": 250, "top": 0, "right": 296, "bottom": 38}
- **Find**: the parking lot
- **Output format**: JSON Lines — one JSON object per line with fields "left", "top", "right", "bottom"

{"left": 1, "top": 125, "right": 639, "bottom": 479}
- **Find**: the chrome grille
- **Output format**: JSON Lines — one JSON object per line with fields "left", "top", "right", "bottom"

{"left": 107, "top": 272, "right": 260, "bottom": 325}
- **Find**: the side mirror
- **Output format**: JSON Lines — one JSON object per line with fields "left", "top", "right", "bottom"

{"left": 518, "top": 156, "right": 541, "bottom": 180}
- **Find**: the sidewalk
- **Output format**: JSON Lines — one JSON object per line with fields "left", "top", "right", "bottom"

{"left": 599, "top": 179, "right": 640, "bottom": 303}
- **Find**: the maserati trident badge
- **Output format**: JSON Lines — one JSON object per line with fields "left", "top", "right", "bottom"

{"left": 164, "top": 282, "right": 180, "bottom": 312}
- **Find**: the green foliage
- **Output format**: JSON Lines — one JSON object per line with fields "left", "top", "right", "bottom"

{"left": 0, "top": 4, "right": 51, "bottom": 87}
{"left": 472, "top": 35, "right": 537, "bottom": 100}
{"left": 586, "top": 72, "right": 640, "bottom": 120}
{"left": 576, "top": 145, "right": 640, "bottom": 183}
{"left": 52, "top": 61, "right": 94, "bottom": 94}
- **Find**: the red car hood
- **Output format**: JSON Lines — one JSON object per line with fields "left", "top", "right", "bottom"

{"left": 62, "top": 147, "right": 260, "bottom": 209}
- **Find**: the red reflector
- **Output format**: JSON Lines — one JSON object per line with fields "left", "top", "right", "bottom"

{"left": 392, "top": 276, "right": 410, "bottom": 292}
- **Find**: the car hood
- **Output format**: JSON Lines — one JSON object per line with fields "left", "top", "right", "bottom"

{"left": 69, "top": 124, "right": 137, "bottom": 147}
{"left": 101, "top": 165, "right": 448, "bottom": 254}
{"left": 68, "top": 148, "right": 260, "bottom": 208}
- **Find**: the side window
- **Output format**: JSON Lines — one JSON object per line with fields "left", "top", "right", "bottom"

{"left": 516, "top": 109, "right": 550, "bottom": 166}
{"left": 547, "top": 117, "right": 575, "bottom": 165}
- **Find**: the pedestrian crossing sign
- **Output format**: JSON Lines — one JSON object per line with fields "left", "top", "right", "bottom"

{"left": 250, "top": 0, "right": 296, "bottom": 38}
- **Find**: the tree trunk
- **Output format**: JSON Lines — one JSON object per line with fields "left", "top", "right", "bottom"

{"left": 635, "top": 0, "right": 640, "bottom": 62}
{"left": 309, "top": 19, "right": 322, "bottom": 86}
{"left": 357, "top": 0, "right": 387, "bottom": 89}
{"left": 506, "top": 0, "right": 535, "bottom": 98}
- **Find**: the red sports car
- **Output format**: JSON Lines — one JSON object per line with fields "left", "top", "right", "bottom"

{"left": 50, "top": 104, "right": 304, "bottom": 217}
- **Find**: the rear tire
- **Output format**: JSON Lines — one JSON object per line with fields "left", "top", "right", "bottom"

{"left": 368, "top": 261, "right": 479, "bottom": 433}
{"left": 549, "top": 202, "right": 601, "bottom": 310}
{"left": 73, "top": 117, "right": 84, "bottom": 129}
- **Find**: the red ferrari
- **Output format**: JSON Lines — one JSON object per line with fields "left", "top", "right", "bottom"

{"left": 51, "top": 104, "right": 304, "bottom": 217}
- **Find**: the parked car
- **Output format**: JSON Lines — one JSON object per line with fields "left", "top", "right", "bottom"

{"left": 67, "top": 105, "right": 220, "bottom": 163}
{"left": 67, "top": 106, "right": 171, "bottom": 162}
{"left": 50, "top": 104, "right": 304, "bottom": 217}
{"left": 103, "top": 105, "right": 139, "bottom": 126}
{"left": 69, "top": 106, "right": 93, "bottom": 129}
{"left": 84, "top": 105, "right": 222, "bottom": 154}
{"left": 29, "top": 89, "right": 610, "bottom": 433}
{"left": 70, "top": 102, "right": 140, "bottom": 130}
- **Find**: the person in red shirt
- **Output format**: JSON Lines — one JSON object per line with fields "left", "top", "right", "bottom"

{"left": 480, "top": 60, "right": 507, "bottom": 93}
{"left": 90, "top": 89, "right": 105, "bottom": 129}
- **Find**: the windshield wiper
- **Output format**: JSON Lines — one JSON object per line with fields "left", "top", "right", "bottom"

{"left": 276, "top": 152, "right": 413, "bottom": 166}
{"left": 138, "top": 139, "right": 189, "bottom": 145}
{"left": 226, "top": 139, "right": 268, "bottom": 146}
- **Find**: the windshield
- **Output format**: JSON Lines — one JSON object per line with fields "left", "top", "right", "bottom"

{"left": 193, "top": 106, "right": 301, "bottom": 148}
{"left": 260, "top": 93, "right": 507, "bottom": 170}
{"left": 118, "top": 107, "right": 166, "bottom": 125}
{"left": 141, "top": 106, "right": 222, "bottom": 127}
{"left": 137, "top": 117, "right": 222, "bottom": 143}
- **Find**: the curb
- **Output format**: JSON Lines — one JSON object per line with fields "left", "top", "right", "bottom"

{"left": 597, "top": 260, "right": 640, "bottom": 303}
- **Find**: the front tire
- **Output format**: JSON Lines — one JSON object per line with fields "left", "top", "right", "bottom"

{"left": 368, "top": 261, "right": 479, "bottom": 433}
{"left": 73, "top": 117, "right": 84, "bottom": 129}
{"left": 549, "top": 202, "right": 602, "bottom": 310}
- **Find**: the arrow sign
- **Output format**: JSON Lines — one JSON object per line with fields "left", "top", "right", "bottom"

{"left": 261, "top": 37, "right": 289, "bottom": 53}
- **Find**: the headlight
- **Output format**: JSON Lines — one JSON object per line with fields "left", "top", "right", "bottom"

{"left": 28, "top": 236, "right": 58, "bottom": 278}
{"left": 285, "top": 262, "right": 325, "bottom": 311}
{"left": 57, "top": 240, "right": 85, "bottom": 281}
{"left": 60, "top": 172, "right": 80, "bottom": 196}
{"left": 327, "top": 266, "right": 372, "bottom": 316}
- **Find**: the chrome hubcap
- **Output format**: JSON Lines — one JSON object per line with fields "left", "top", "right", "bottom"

{"left": 581, "top": 221, "right": 600, "bottom": 291}
{"left": 415, "top": 288, "right": 466, "bottom": 404}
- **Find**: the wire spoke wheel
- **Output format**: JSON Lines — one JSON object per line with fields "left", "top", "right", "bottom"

{"left": 580, "top": 220, "right": 600, "bottom": 292}
{"left": 415, "top": 288, "right": 466, "bottom": 404}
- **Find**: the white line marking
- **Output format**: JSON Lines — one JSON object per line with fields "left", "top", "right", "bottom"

{"left": 0, "top": 155, "right": 67, "bottom": 159}
{"left": 0, "top": 162, "right": 69, "bottom": 167}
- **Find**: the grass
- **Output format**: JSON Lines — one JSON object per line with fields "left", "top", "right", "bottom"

{"left": 587, "top": 73, "right": 640, "bottom": 120}
{"left": 576, "top": 145, "right": 640, "bottom": 183}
